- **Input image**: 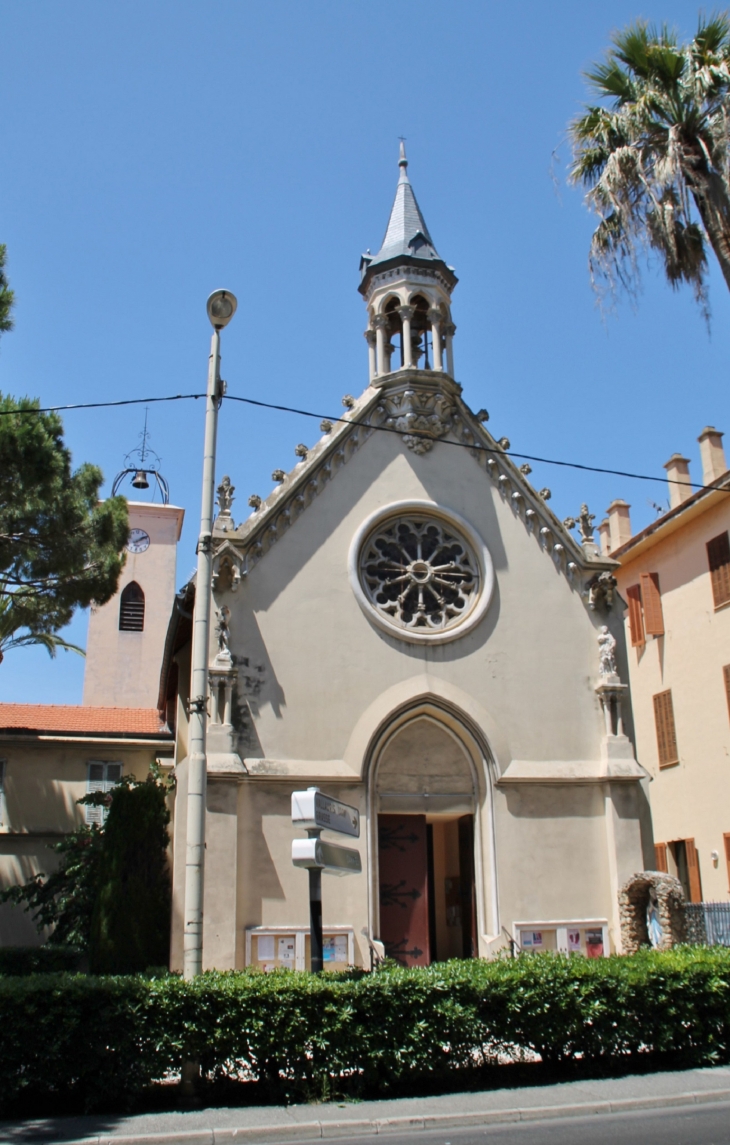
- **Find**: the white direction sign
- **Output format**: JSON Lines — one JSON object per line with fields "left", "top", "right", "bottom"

{"left": 291, "top": 788, "right": 360, "bottom": 838}
{"left": 292, "top": 837, "right": 362, "bottom": 876}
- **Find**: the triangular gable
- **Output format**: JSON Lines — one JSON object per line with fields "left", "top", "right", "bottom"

{"left": 218, "top": 375, "right": 616, "bottom": 602}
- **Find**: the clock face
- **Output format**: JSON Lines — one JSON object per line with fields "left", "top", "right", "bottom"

{"left": 126, "top": 528, "right": 150, "bottom": 554}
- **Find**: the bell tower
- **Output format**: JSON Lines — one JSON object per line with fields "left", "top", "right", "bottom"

{"left": 83, "top": 436, "right": 184, "bottom": 709}
{"left": 359, "top": 144, "right": 458, "bottom": 381}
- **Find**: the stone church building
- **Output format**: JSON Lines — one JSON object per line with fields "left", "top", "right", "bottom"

{"left": 164, "top": 147, "right": 653, "bottom": 971}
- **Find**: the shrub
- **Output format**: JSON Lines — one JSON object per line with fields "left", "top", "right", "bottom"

{"left": 0, "top": 945, "right": 82, "bottom": 976}
{"left": 0, "top": 948, "right": 728, "bottom": 1115}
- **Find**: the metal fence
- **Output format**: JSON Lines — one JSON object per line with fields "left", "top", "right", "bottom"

{"left": 685, "top": 901, "right": 730, "bottom": 946}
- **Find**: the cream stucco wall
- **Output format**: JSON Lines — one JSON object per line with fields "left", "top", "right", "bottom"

{"left": 0, "top": 738, "right": 167, "bottom": 945}
{"left": 83, "top": 503, "right": 184, "bottom": 707}
{"left": 615, "top": 495, "right": 730, "bottom": 901}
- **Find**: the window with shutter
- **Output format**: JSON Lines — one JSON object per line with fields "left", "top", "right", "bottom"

{"left": 684, "top": 838, "right": 703, "bottom": 903}
{"left": 640, "top": 572, "right": 664, "bottom": 636}
{"left": 707, "top": 532, "right": 730, "bottom": 608}
{"left": 653, "top": 690, "right": 679, "bottom": 767}
{"left": 724, "top": 833, "right": 730, "bottom": 893}
{"left": 654, "top": 842, "right": 668, "bottom": 872}
{"left": 85, "top": 761, "right": 122, "bottom": 825}
{"left": 626, "top": 585, "right": 645, "bottom": 646}
{"left": 119, "top": 581, "right": 145, "bottom": 631}
{"left": 724, "top": 666, "right": 730, "bottom": 723}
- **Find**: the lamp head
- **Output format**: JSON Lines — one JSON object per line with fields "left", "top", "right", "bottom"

{"left": 207, "top": 289, "right": 237, "bottom": 330}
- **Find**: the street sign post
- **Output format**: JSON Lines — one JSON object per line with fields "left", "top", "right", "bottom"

{"left": 292, "top": 837, "right": 362, "bottom": 875}
{"left": 291, "top": 789, "right": 360, "bottom": 837}
{"left": 291, "top": 787, "right": 361, "bottom": 972}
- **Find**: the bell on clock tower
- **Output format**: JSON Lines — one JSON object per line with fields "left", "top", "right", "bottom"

{"left": 83, "top": 448, "right": 184, "bottom": 707}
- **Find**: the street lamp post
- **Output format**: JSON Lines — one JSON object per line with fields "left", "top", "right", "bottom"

{"left": 183, "top": 289, "right": 237, "bottom": 981}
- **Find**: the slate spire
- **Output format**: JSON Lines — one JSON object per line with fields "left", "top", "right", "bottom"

{"left": 359, "top": 145, "right": 455, "bottom": 293}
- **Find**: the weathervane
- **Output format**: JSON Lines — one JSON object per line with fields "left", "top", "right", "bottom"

{"left": 111, "top": 409, "right": 170, "bottom": 503}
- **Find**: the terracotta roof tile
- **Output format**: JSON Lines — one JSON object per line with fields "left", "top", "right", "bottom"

{"left": 0, "top": 704, "right": 170, "bottom": 737}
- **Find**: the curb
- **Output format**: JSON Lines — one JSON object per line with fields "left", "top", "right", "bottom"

{"left": 49, "top": 1086, "right": 730, "bottom": 1144}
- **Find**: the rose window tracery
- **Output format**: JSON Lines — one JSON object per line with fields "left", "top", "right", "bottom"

{"left": 359, "top": 516, "right": 480, "bottom": 634}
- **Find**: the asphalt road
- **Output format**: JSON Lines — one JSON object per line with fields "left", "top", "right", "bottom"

{"left": 321, "top": 1100, "right": 730, "bottom": 1145}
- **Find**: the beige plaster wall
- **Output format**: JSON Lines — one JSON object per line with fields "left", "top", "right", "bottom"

{"left": 0, "top": 740, "right": 161, "bottom": 946}
{"left": 615, "top": 498, "right": 730, "bottom": 900}
{"left": 226, "top": 434, "right": 620, "bottom": 770}
{"left": 84, "top": 503, "right": 184, "bottom": 707}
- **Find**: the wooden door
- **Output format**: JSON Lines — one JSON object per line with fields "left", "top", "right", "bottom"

{"left": 458, "top": 815, "right": 478, "bottom": 958}
{"left": 378, "top": 814, "right": 430, "bottom": 966}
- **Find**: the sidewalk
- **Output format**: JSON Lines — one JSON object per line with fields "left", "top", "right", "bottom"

{"left": 3, "top": 1065, "right": 730, "bottom": 1144}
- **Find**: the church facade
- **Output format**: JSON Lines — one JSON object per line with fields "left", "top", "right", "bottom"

{"left": 165, "top": 148, "right": 653, "bottom": 971}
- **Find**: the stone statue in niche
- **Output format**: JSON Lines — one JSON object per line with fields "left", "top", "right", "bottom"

{"left": 215, "top": 605, "right": 232, "bottom": 663}
{"left": 597, "top": 625, "right": 618, "bottom": 678}
{"left": 646, "top": 886, "right": 663, "bottom": 948}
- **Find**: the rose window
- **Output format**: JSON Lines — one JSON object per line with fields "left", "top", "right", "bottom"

{"left": 359, "top": 516, "right": 480, "bottom": 634}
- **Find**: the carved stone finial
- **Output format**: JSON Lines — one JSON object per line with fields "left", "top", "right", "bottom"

{"left": 294, "top": 443, "right": 308, "bottom": 460}
{"left": 476, "top": 409, "right": 489, "bottom": 423}
{"left": 565, "top": 503, "right": 596, "bottom": 545}
{"left": 320, "top": 419, "right": 333, "bottom": 434}
{"left": 538, "top": 488, "right": 552, "bottom": 501}
{"left": 519, "top": 463, "right": 532, "bottom": 476}
{"left": 217, "top": 475, "right": 235, "bottom": 515}
{"left": 342, "top": 394, "right": 356, "bottom": 409}
{"left": 271, "top": 469, "right": 286, "bottom": 483}
{"left": 215, "top": 475, "right": 235, "bottom": 531}
{"left": 498, "top": 437, "right": 510, "bottom": 450}
{"left": 248, "top": 494, "right": 262, "bottom": 510}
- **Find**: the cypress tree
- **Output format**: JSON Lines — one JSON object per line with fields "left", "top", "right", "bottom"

{"left": 90, "top": 775, "right": 172, "bottom": 975}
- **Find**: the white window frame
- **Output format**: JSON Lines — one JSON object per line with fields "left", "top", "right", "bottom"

{"left": 85, "top": 761, "right": 123, "bottom": 825}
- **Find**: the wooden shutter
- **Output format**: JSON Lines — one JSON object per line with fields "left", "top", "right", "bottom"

{"left": 640, "top": 572, "right": 664, "bottom": 636}
{"left": 724, "top": 833, "right": 730, "bottom": 893}
{"left": 654, "top": 842, "right": 668, "bottom": 872}
{"left": 626, "top": 585, "right": 645, "bottom": 646}
{"left": 707, "top": 532, "right": 730, "bottom": 608}
{"left": 684, "top": 838, "right": 703, "bottom": 903}
{"left": 653, "top": 690, "right": 679, "bottom": 767}
{"left": 86, "top": 762, "right": 106, "bottom": 825}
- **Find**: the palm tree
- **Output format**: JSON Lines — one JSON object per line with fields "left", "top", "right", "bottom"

{"left": 570, "top": 14, "right": 730, "bottom": 312}
{"left": 0, "top": 596, "right": 84, "bottom": 665}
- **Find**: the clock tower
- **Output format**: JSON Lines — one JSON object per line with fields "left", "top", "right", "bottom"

{"left": 83, "top": 500, "right": 185, "bottom": 708}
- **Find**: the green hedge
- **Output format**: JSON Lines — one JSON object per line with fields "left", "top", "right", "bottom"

{"left": 0, "top": 945, "right": 82, "bottom": 976}
{"left": 1, "top": 947, "right": 729, "bottom": 1114}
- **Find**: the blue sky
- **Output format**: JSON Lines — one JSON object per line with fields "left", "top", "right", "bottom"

{"left": 2, "top": 0, "right": 728, "bottom": 704}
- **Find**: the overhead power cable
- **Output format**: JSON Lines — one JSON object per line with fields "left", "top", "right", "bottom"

{"left": 0, "top": 387, "right": 724, "bottom": 496}
{"left": 223, "top": 393, "right": 724, "bottom": 495}
{"left": 0, "top": 393, "right": 206, "bottom": 414}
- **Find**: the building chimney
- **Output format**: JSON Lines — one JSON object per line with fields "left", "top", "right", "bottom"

{"left": 606, "top": 500, "right": 632, "bottom": 551}
{"left": 697, "top": 427, "right": 726, "bottom": 486}
{"left": 597, "top": 518, "right": 611, "bottom": 557}
{"left": 663, "top": 454, "right": 692, "bottom": 509}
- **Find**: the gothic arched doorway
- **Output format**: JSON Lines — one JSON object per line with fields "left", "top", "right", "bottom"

{"left": 369, "top": 708, "right": 485, "bottom": 966}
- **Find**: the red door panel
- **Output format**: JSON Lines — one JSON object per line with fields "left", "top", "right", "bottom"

{"left": 378, "top": 814, "right": 430, "bottom": 967}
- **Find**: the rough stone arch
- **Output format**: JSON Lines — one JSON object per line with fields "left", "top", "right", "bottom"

{"left": 619, "top": 871, "right": 686, "bottom": 952}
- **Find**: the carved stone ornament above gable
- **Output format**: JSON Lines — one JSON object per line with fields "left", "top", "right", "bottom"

{"left": 377, "top": 387, "right": 456, "bottom": 454}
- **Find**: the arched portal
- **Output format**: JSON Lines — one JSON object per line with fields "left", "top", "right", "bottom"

{"left": 366, "top": 704, "right": 495, "bottom": 967}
